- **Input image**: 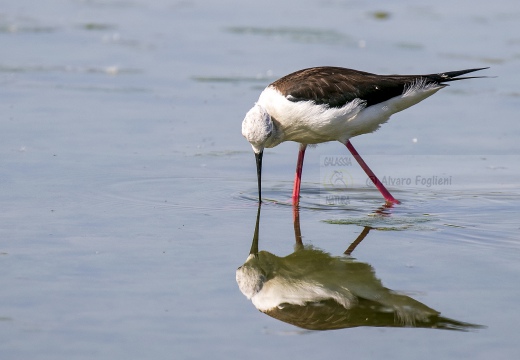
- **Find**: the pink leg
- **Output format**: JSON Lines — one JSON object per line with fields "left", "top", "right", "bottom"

{"left": 345, "top": 140, "right": 400, "bottom": 205}
{"left": 292, "top": 144, "right": 307, "bottom": 206}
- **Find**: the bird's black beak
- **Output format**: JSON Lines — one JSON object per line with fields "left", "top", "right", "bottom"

{"left": 255, "top": 151, "right": 263, "bottom": 203}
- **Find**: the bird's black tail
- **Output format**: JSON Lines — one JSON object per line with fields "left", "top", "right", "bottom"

{"left": 428, "top": 67, "right": 490, "bottom": 83}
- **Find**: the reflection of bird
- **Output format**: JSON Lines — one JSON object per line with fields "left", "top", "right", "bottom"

{"left": 241, "top": 67, "right": 488, "bottom": 205}
{"left": 236, "top": 205, "right": 483, "bottom": 331}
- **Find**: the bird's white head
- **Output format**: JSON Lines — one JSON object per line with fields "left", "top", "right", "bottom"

{"left": 241, "top": 104, "right": 273, "bottom": 154}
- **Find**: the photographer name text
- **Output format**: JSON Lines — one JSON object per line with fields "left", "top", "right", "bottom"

{"left": 367, "top": 175, "right": 453, "bottom": 187}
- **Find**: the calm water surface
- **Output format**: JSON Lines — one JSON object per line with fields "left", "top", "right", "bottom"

{"left": 1, "top": 0, "right": 519, "bottom": 359}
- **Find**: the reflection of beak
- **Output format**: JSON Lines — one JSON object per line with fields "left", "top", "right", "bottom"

{"left": 249, "top": 203, "right": 261, "bottom": 256}
{"left": 255, "top": 151, "right": 263, "bottom": 203}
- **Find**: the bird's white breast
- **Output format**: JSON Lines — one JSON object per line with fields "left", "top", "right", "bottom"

{"left": 257, "top": 86, "right": 365, "bottom": 145}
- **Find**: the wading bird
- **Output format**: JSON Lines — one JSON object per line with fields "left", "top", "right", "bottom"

{"left": 241, "top": 66, "right": 487, "bottom": 205}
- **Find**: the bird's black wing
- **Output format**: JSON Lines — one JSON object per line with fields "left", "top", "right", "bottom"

{"left": 270, "top": 66, "right": 488, "bottom": 108}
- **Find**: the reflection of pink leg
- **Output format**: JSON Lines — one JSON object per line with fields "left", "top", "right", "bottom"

{"left": 344, "top": 226, "right": 371, "bottom": 255}
{"left": 345, "top": 140, "right": 400, "bottom": 205}
{"left": 292, "top": 144, "right": 307, "bottom": 206}
{"left": 292, "top": 205, "right": 303, "bottom": 245}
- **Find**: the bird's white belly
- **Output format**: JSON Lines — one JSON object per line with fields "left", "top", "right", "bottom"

{"left": 257, "top": 83, "right": 443, "bottom": 146}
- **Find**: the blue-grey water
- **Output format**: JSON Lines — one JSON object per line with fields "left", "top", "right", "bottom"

{"left": 1, "top": 0, "right": 519, "bottom": 359}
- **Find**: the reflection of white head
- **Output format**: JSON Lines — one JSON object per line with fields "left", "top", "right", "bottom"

{"left": 241, "top": 104, "right": 273, "bottom": 154}
{"left": 236, "top": 257, "right": 266, "bottom": 299}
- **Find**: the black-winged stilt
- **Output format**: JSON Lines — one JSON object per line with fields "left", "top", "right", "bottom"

{"left": 242, "top": 66, "right": 488, "bottom": 205}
